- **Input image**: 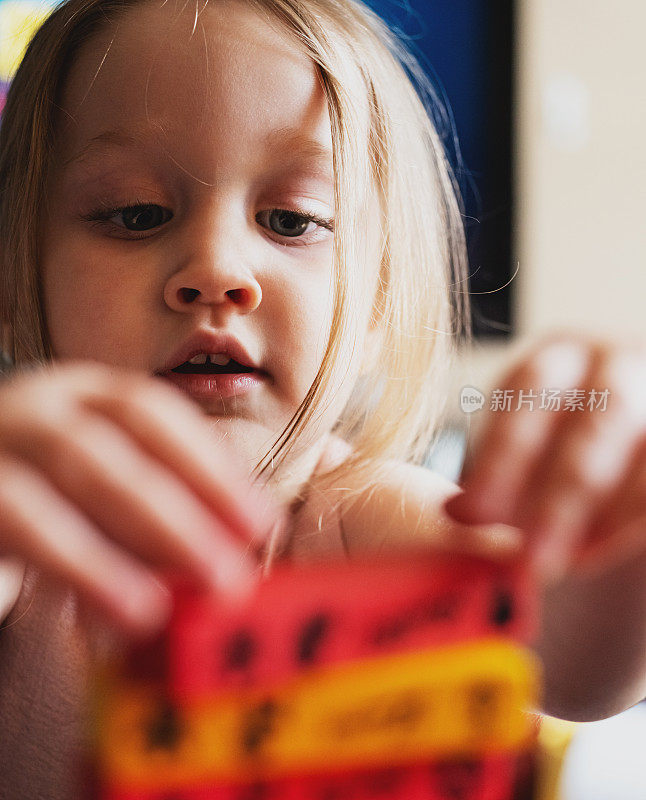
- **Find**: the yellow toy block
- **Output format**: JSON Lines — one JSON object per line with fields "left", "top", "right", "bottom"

{"left": 95, "top": 639, "right": 540, "bottom": 790}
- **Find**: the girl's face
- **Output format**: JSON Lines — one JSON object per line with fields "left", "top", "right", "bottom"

{"left": 40, "top": 0, "right": 379, "bottom": 473}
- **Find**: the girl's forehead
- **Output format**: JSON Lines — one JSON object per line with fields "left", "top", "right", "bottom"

{"left": 53, "top": 0, "right": 346, "bottom": 174}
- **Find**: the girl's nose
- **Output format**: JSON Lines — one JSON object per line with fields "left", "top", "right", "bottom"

{"left": 163, "top": 259, "right": 262, "bottom": 315}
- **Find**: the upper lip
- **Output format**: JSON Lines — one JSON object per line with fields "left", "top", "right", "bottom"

{"left": 157, "top": 330, "right": 262, "bottom": 373}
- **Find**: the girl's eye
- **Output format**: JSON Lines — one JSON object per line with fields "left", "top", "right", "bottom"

{"left": 81, "top": 201, "right": 333, "bottom": 244}
{"left": 256, "top": 208, "right": 334, "bottom": 244}
{"left": 81, "top": 202, "right": 173, "bottom": 236}
{"left": 117, "top": 204, "right": 172, "bottom": 231}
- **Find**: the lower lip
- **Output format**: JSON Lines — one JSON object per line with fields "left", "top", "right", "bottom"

{"left": 159, "top": 370, "right": 265, "bottom": 399}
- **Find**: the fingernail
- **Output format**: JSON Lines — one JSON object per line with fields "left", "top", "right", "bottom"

{"left": 444, "top": 490, "right": 497, "bottom": 525}
{"left": 443, "top": 493, "right": 470, "bottom": 521}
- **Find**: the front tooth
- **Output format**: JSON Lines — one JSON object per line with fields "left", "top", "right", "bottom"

{"left": 209, "top": 353, "right": 231, "bottom": 366}
{"left": 188, "top": 354, "right": 208, "bottom": 365}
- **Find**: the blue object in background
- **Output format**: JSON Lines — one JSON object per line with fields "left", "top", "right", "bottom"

{"left": 366, "top": 0, "right": 515, "bottom": 339}
{"left": 366, "top": 1, "right": 487, "bottom": 204}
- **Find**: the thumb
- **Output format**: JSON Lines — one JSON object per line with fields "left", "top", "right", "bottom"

{"left": 440, "top": 483, "right": 523, "bottom": 558}
{"left": 428, "top": 505, "right": 524, "bottom": 562}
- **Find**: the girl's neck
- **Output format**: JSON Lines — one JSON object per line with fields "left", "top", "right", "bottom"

{"left": 260, "top": 432, "right": 351, "bottom": 572}
{"left": 263, "top": 432, "right": 333, "bottom": 506}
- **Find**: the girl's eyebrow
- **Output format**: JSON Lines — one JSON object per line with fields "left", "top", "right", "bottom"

{"left": 263, "top": 126, "right": 332, "bottom": 165}
{"left": 62, "top": 124, "right": 333, "bottom": 174}
{"left": 62, "top": 126, "right": 153, "bottom": 168}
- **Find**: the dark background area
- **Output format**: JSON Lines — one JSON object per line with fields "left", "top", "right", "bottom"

{"left": 366, "top": 0, "right": 515, "bottom": 339}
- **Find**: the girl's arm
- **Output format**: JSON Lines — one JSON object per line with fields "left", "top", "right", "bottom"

{"left": 538, "top": 552, "right": 646, "bottom": 721}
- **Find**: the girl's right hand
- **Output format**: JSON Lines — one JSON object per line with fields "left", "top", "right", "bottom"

{"left": 0, "top": 361, "right": 286, "bottom": 637}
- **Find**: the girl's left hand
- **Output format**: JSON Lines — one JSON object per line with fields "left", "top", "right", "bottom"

{"left": 443, "top": 331, "right": 646, "bottom": 582}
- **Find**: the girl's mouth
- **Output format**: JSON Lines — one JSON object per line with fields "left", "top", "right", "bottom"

{"left": 157, "top": 354, "right": 265, "bottom": 400}
{"left": 171, "top": 354, "right": 254, "bottom": 374}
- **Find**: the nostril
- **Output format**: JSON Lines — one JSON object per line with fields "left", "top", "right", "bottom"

{"left": 226, "top": 288, "right": 245, "bottom": 303}
{"left": 179, "top": 288, "right": 200, "bottom": 303}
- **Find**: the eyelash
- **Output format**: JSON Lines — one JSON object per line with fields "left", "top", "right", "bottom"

{"left": 80, "top": 198, "right": 334, "bottom": 244}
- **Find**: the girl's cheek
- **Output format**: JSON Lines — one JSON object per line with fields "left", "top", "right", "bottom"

{"left": 41, "top": 255, "right": 150, "bottom": 366}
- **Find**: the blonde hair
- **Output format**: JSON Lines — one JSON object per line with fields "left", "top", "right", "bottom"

{"left": 0, "top": 0, "right": 471, "bottom": 509}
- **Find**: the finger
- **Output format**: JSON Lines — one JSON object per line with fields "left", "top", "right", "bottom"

{"left": 512, "top": 347, "right": 646, "bottom": 579}
{"left": 2, "top": 361, "right": 284, "bottom": 549}
{"left": 0, "top": 454, "right": 171, "bottom": 636}
{"left": 445, "top": 339, "right": 590, "bottom": 526}
{"left": 413, "top": 512, "right": 525, "bottom": 563}
{"left": 81, "top": 373, "right": 284, "bottom": 547}
{"left": 3, "top": 410, "right": 256, "bottom": 595}
{"left": 576, "top": 434, "right": 646, "bottom": 572}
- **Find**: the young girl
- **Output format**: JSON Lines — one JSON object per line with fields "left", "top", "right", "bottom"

{"left": 1, "top": 0, "right": 646, "bottom": 796}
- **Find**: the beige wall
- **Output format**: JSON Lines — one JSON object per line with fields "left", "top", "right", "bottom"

{"left": 450, "top": 0, "right": 646, "bottom": 422}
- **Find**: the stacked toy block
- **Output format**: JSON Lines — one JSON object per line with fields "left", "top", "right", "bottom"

{"left": 85, "top": 554, "right": 541, "bottom": 799}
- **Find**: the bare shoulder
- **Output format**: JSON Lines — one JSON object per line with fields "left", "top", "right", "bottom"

{"left": 338, "top": 458, "right": 520, "bottom": 559}
{"left": 286, "top": 439, "right": 440, "bottom": 562}
{"left": 338, "top": 458, "right": 460, "bottom": 552}
{"left": 291, "top": 436, "right": 521, "bottom": 562}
